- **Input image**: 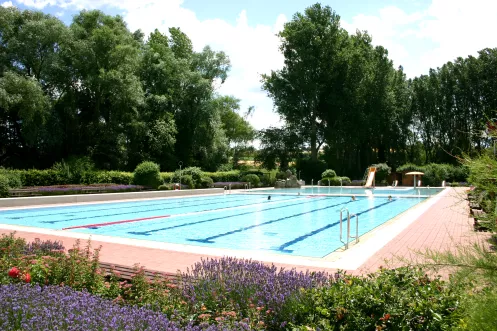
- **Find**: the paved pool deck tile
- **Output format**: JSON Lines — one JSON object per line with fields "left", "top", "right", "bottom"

{"left": 0, "top": 187, "right": 489, "bottom": 275}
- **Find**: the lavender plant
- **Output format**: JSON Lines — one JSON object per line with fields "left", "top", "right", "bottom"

{"left": 179, "top": 257, "right": 330, "bottom": 328}
{"left": 0, "top": 284, "right": 253, "bottom": 330}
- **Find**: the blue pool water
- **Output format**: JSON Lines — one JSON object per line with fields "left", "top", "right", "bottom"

{"left": 255, "top": 187, "right": 443, "bottom": 196}
{"left": 0, "top": 192, "right": 438, "bottom": 258}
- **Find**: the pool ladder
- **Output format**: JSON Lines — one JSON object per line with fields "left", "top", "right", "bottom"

{"left": 339, "top": 207, "right": 359, "bottom": 250}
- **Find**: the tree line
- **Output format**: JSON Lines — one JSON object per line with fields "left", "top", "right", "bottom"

{"left": 260, "top": 3, "right": 497, "bottom": 178}
{"left": 0, "top": 7, "right": 254, "bottom": 171}
{"left": 2, "top": 4, "right": 496, "bottom": 179}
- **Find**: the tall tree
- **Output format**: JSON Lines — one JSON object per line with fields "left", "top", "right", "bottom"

{"left": 262, "top": 3, "right": 346, "bottom": 161}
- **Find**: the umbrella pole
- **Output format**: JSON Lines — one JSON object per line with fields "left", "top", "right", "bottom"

{"left": 413, "top": 175, "right": 417, "bottom": 188}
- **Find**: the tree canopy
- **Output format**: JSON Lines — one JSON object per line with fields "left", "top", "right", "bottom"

{"left": 261, "top": 3, "right": 497, "bottom": 177}
{"left": 0, "top": 7, "right": 254, "bottom": 171}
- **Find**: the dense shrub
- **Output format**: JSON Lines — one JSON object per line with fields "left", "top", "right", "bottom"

{"left": 213, "top": 182, "right": 246, "bottom": 189}
{"left": 160, "top": 172, "right": 174, "bottom": 184}
{"left": 199, "top": 176, "right": 214, "bottom": 188}
{"left": 0, "top": 175, "right": 9, "bottom": 198}
{"left": 217, "top": 163, "right": 233, "bottom": 172}
{"left": 296, "top": 159, "right": 327, "bottom": 183}
{"left": 133, "top": 161, "right": 161, "bottom": 189}
{"left": 203, "top": 171, "right": 240, "bottom": 182}
{"left": 157, "top": 184, "right": 172, "bottom": 190}
{"left": 396, "top": 163, "right": 426, "bottom": 173}
{"left": 340, "top": 176, "right": 351, "bottom": 185}
{"left": 321, "top": 169, "right": 337, "bottom": 179}
{"left": 0, "top": 169, "right": 22, "bottom": 188}
{"left": 276, "top": 171, "right": 288, "bottom": 180}
{"left": 370, "top": 163, "right": 391, "bottom": 183}
{"left": 241, "top": 174, "right": 260, "bottom": 187}
{"left": 52, "top": 156, "right": 95, "bottom": 184}
{"left": 319, "top": 177, "right": 345, "bottom": 186}
{"left": 287, "top": 267, "right": 462, "bottom": 330}
{"left": 172, "top": 167, "right": 202, "bottom": 188}
{"left": 19, "top": 169, "right": 65, "bottom": 186}
{"left": 178, "top": 174, "right": 194, "bottom": 189}
{"left": 423, "top": 164, "right": 449, "bottom": 186}
{"left": 396, "top": 163, "right": 468, "bottom": 186}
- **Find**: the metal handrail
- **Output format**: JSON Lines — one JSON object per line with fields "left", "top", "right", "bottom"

{"left": 339, "top": 208, "right": 360, "bottom": 250}
{"left": 223, "top": 186, "right": 228, "bottom": 195}
{"left": 244, "top": 184, "right": 248, "bottom": 190}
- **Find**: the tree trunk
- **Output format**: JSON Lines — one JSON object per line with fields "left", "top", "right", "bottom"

{"left": 310, "top": 119, "right": 318, "bottom": 161}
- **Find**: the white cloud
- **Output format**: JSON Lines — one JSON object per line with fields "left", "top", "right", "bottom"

{"left": 416, "top": 0, "right": 497, "bottom": 74}
{"left": 1, "top": 1, "right": 14, "bottom": 7}
{"left": 16, "top": 0, "right": 55, "bottom": 9}
{"left": 342, "top": 0, "right": 497, "bottom": 77}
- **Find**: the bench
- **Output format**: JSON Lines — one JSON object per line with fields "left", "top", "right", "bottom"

{"left": 98, "top": 261, "right": 179, "bottom": 283}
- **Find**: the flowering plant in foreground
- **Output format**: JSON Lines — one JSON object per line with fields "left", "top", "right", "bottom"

{"left": 0, "top": 284, "right": 253, "bottom": 331}
{"left": 179, "top": 257, "right": 330, "bottom": 328}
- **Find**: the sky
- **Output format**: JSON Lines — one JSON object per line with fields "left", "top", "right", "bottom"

{"left": 2, "top": 0, "right": 497, "bottom": 131}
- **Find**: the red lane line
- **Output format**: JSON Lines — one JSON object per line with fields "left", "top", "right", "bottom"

{"left": 62, "top": 215, "right": 171, "bottom": 230}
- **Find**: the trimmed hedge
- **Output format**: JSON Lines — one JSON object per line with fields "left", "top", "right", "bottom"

{"left": 0, "top": 175, "right": 9, "bottom": 198}
{"left": 241, "top": 174, "right": 260, "bottom": 187}
{"left": 397, "top": 163, "right": 469, "bottom": 186}
{"left": 133, "top": 161, "right": 161, "bottom": 189}
{"left": 202, "top": 171, "right": 240, "bottom": 182}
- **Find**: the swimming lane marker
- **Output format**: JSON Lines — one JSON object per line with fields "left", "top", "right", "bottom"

{"left": 62, "top": 215, "right": 171, "bottom": 230}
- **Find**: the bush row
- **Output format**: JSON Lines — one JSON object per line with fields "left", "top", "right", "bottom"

{"left": 397, "top": 163, "right": 469, "bottom": 186}
{"left": 0, "top": 167, "right": 279, "bottom": 190}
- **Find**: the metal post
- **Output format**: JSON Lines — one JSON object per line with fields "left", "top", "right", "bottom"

{"left": 229, "top": 183, "right": 231, "bottom": 194}
{"left": 178, "top": 161, "right": 183, "bottom": 188}
{"left": 223, "top": 186, "right": 227, "bottom": 195}
{"left": 346, "top": 213, "right": 351, "bottom": 249}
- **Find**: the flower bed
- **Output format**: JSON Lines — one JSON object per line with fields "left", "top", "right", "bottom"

{"left": 0, "top": 233, "right": 463, "bottom": 330}
{"left": 8, "top": 184, "right": 144, "bottom": 197}
{"left": 213, "top": 182, "right": 248, "bottom": 189}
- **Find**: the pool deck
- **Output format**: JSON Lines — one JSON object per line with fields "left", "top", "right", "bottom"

{"left": 0, "top": 187, "right": 489, "bottom": 275}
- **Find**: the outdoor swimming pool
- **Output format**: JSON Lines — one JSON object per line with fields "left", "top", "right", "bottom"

{"left": 0, "top": 189, "right": 443, "bottom": 257}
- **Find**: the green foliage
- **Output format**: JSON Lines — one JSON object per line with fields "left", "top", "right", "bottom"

{"left": 157, "top": 184, "right": 172, "bottom": 191}
{"left": 340, "top": 176, "right": 351, "bottom": 185}
{"left": 203, "top": 171, "right": 240, "bottom": 182}
{"left": 19, "top": 169, "right": 66, "bottom": 187}
{"left": 297, "top": 159, "right": 328, "bottom": 183}
{"left": 287, "top": 267, "right": 462, "bottom": 330}
{"left": 319, "top": 177, "right": 342, "bottom": 186}
{"left": 179, "top": 174, "right": 194, "bottom": 189}
{"left": 0, "top": 169, "right": 22, "bottom": 188}
{"left": 133, "top": 161, "right": 161, "bottom": 189}
{"left": 160, "top": 172, "right": 174, "bottom": 184}
{"left": 173, "top": 167, "right": 203, "bottom": 188}
{"left": 396, "top": 163, "right": 468, "bottom": 186}
{"left": 241, "top": 174, "right": 260, "bottom": 187}
{"left": 94, "top": 171, "right": 133, "bottom": 185}
{"left": 216, "top": 163, "right": 233, "bottom": 172}
{"left": 397, "top": 163, "right": 426, "bottom": 173}
{"left": 321, "top": 169, "right": 337, "bottom": 179}
{"left": 0, "top": 174, "right": 10, "bottom": 197}
{"left": 200, "top": 176, "right": 214, "bottom": 188}
{"left": 256, "top": 127, "right": 302, "bottom": 170}
{"left": 370, "top": 163, "right": 391, "bottom": 183}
